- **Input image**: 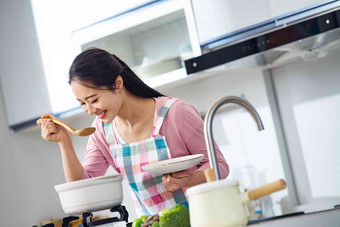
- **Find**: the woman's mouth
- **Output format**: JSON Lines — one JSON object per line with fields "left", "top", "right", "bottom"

{"left": 98, "top": 111, "right": 106, "bottom": 119}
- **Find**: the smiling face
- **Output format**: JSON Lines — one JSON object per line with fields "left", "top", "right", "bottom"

{"left": 71, "top": 80, "right": 123, "bottom": 124}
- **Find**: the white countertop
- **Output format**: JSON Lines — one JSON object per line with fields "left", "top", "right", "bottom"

{"left": 248, "top": 208, "right": 340, "bottom": 227}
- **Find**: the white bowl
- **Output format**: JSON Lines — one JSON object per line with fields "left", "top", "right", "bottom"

{"left": 54, "top": 174, "right": 123, "bottom": 215}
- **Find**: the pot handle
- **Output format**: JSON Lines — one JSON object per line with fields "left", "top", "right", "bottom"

{"left": 248, "top": 179, "right": 286, "bottom": 201}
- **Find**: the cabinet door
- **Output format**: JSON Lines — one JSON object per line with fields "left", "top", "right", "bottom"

{"left": 191, "top": 0, "right": 331, "bottom": 45}
{"left": 0, "top": 0, "right": 52, "bottom": 129}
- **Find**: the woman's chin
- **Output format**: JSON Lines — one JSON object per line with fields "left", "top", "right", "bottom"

{"left": 100, "top": 117, "right": 113, "bottom": 124}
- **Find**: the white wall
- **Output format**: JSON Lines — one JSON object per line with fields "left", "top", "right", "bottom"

{"left": 272, "top": 47, "right": 340, "bottom": 206}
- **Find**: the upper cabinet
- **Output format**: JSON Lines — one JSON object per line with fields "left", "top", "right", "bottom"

{"left": 0, "top": 0, "right": 56, "bottom": 130}
{"left": 191, "top": 0, "right": 332, "bottom": 50}
{"left": 0, "top": 0, "right": 200, "bottom": 130}
{"left": 71, "top": 0, "right": 201, "bottom": 88}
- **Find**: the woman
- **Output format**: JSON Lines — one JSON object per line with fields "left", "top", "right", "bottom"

{"left": 37, "top": 48, "right": 229, "bottom": 216}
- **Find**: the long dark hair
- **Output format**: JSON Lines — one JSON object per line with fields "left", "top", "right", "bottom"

{"left": 68, "top": 47, "right": 164, "bottom": 97}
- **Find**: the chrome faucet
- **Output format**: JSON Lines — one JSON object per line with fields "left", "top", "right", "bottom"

{"left": 204, "top": 96, "right": 265, "bottom": 180}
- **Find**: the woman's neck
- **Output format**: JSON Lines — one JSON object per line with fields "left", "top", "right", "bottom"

{"left": 116, "top": 93, "right": 155, "bottom": 128}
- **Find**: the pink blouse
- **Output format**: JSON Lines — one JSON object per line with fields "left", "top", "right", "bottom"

{"left": 81, "top": 97, "right": 229, "bottom": 180}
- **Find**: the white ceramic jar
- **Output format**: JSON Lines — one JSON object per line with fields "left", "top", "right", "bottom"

{"left": 187, "top": 179, "right": 250, "bottom": 227}
{"left": 187, "top": 178, "right": 286, "bottom": 227}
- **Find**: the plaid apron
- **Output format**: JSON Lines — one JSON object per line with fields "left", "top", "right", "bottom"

{"left": 103, "top": 97, "right": 188, "bottom": 216}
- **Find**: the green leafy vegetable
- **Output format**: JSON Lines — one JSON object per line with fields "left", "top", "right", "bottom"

{"left": 133, "top": 204, "right": 190, "bottom": 227}
{"left": 151, "top": 222, "right": 160, "bottom": 227}
{"left": 132, "top": 215, "right": 148, "bottom": 227}
{"left": 158, "top": 204, "right": 190, "bottom": 227}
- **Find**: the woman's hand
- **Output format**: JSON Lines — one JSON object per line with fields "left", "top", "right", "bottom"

{"left": 162, "top": 170, "right": 191, "bottom": 192}
{"left": 36, "top": 114, "right": 71, "bottom": 143}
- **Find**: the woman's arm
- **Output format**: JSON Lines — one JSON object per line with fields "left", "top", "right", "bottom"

{"left": 178, "top": 101, "right": 229, "bottom": 178}
{"left": 37, "top": 115, "right": 84, "bottom": 182}
{"left": 37, "top": 115, "right": 111, "bottom": 182}
{"left": 61, "top": 119, "right": 112, "bottom": 181}
{"left": 58, "top": 139, "right": 84, "bottom": 182}
{"left": 161, "top": 100, "right": 229, "bottom": 192}
{"left": 80, "top": 119, "right": 112, "bottom": 179}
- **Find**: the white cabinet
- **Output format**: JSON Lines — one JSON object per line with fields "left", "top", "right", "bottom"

{"left": 0, "top": 0, "right": 54, "bottom": 129}
{"left": 191, "top": 0, "right": 331, "bottom": 47}
{"left": 72, "top": 0, "right": 201, "bottom": 88}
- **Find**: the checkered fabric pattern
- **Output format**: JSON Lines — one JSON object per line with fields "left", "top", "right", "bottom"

{"left": 152, "top": 97, "right": 177, "bottom": 136}
{"left": 104, "top": 97, "right": 188, "bottom": 216}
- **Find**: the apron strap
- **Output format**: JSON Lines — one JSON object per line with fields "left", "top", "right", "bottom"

{"left": 103, "top": 122, "right": 119, "bottom": 144}
{"left": 152, "top": 97, "right": 177, "bottom": 136}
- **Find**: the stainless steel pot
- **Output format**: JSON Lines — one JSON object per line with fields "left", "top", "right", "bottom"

{"left": 54, "top": 174, "right": 123, "bottom": 215}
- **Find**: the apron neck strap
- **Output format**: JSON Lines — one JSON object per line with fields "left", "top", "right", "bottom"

{"left": 152, "top": 97, "right": 177, "bottom": 136}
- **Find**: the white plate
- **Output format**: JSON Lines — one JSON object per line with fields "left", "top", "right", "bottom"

{"left": 142, "top": 154, "right": 204, "bottom": 175}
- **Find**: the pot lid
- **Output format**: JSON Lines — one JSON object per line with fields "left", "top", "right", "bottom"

{"left": 186, "top": 178, "right": 239, "bottom": 197}
{"left": 54, "top": 174, "right": 123, "bottom": 192}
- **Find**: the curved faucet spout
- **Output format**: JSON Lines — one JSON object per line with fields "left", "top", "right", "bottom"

{"left": 204, "top": 96, "right": 265, "bottom": 181}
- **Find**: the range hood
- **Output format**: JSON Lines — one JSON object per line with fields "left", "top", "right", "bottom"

{"left": 185, "top": 1, "right": 340, "bottom": 74}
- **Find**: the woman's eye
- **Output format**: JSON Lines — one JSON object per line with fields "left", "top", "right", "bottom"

{"left": 91, "top": 99, "right": 98, "bottom": 104}
{"left": 80, "top": 102, "right": 85, "bottom": 106}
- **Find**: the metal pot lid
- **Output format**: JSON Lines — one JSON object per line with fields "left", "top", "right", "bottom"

{"left": 54, "top": 174, "right": 123, "bottom": 192}
{"left": 186, "top": 178, "right": 239, "bottom": 196}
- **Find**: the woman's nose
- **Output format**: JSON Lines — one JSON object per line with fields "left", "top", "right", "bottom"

{"left": 85, "top": 104, "right": 96, "bottom": 115}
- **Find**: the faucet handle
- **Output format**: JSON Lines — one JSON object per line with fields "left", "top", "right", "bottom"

{"left": 204, "top": 168, "right": 216, "bottom": 182}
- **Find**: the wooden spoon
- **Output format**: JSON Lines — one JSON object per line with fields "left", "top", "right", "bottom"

{"left": 46, "top": 113, "right": 95, "bottom": 136}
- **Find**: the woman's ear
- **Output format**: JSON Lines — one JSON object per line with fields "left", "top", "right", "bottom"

{"left": 115, "top": 75, "right": 124, "bottom": 90}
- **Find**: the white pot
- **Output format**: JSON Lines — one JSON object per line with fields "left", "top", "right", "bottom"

{"left": 186, "top": 178, "right": 286, "bottom": 227}
{"left": 54, "top": 174, "right": 123, "bottom": 215}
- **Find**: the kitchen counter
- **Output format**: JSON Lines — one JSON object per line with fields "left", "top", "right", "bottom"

{"left": 248, "top": 208, "right": 340, "bottom": 226}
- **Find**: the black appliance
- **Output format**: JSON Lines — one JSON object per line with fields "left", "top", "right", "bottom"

{"left": 185, "top": 1, "right": 340, "bottom": 74}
